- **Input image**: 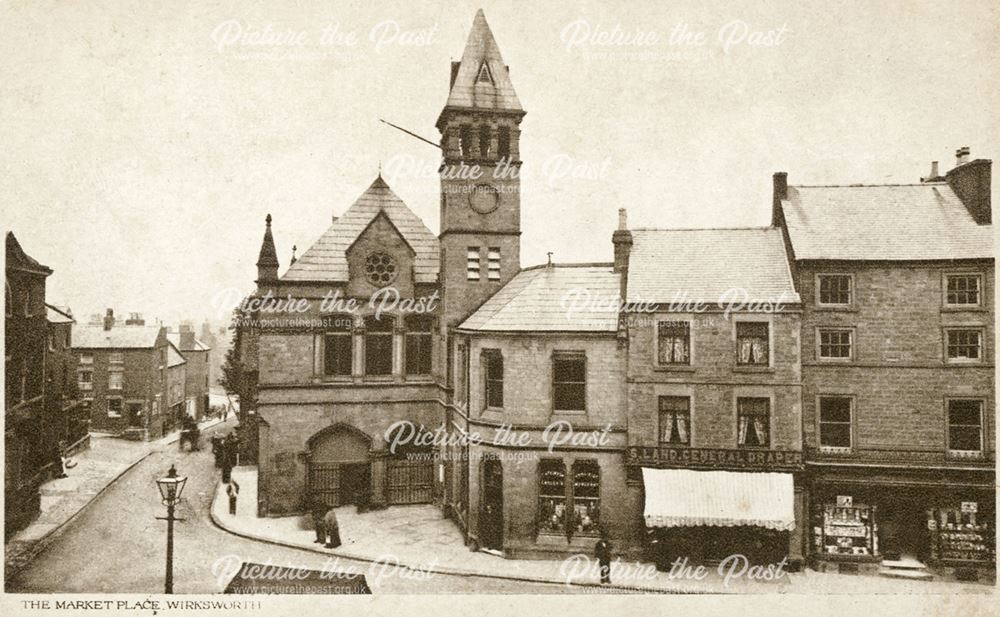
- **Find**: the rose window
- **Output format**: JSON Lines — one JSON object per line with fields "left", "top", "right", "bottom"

{"left": 364, "top": 252, "right": 398, "bottom": 286}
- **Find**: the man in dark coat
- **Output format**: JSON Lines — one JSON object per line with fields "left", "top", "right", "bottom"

{"left": 595, "top": 527, "right": 612, "bottom": 585}
{"left": 310, "top": 498, "right": 327, "bottom": 544}
{"left": 211, "top": 435, "right": 223, "bottom": 468}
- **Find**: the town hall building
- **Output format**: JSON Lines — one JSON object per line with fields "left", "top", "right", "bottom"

{"left": 240, "top": 10, "right": 993, "bottom": 574}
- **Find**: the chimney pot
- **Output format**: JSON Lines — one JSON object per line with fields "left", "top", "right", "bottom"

{"left": 956, "top": 147, "right": 971, "bottom": 166}
{"left": 618, "top": 208, "right": 628, "bottom": 231}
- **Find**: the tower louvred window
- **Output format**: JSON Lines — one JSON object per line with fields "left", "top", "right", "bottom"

{"left": 476, "top": 62, "right": 493, "bottom": 84}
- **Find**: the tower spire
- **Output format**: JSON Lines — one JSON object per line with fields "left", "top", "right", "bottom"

{"left": 256, "top": 213, "right": 279, "bottom": 283}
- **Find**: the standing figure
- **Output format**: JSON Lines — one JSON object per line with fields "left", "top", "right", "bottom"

{"left": 211, "top": 435, "right": 223, "bottom": 468}
{"left": 595, "top": 528, "right": 612, "bottom": 585}
{"left": 323, "top": 507, "right": 342, "bottom": 549}
{"left": 227, "top": 479, "right": 240, "bottom": 516}
{"left": 310, "top": 497, "right": 328, "bottom": 544}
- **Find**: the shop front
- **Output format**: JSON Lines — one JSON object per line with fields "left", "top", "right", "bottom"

{"left": 808, "top": 467, "right": 996, "bottom": 580}
{"left": 640, "top": 465, "right": 798, "bottom": 569}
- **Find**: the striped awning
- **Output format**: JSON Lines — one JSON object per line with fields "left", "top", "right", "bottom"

{"left": 642, "top": 467, "right": 795, "bottom": 531}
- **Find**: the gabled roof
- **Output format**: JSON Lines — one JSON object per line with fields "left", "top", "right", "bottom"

{"left": 167, "top": 341, "right": 187, "bottom": 367}
{"left": 459, "top": 264, "right": 619, "bottom": 332}
{"left": 46, "top": 304, "right": 74, "bottom": 324}
{"left": 6, "top": 232, "right": 52, "bottom": 276}
{"left": 442, "top": 9, "right": 522, "bottom": 114}
{"left": 73, "top": 325, "right": 163, "bottom": 349}
{"left": 627, "top": 228, "right": 799, "bottom": 305}
{"left": 282, "top": 176, "right": 439, "bottom": 283}
{"left": 166, "top": 331, "right": 211, "bottom": 352}
{"left": 781, "top": 183, "right": 993, "bottom": 261}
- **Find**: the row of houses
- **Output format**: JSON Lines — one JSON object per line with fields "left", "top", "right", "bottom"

{"left": 5, "top": 233, "right": 90, "bottom": 539}
{"left": 71, "top": 310, "right": 212, "bottom": 441}
{"left": 5, "top": 232, "right": 216, "bottom": 538}
{"left": 234, "top": 11, "right": 993, "bottom": 580}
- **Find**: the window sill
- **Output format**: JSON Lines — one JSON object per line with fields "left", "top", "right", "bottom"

{"left": 653, "top": 365, "right": 696, "bottom": 373}
{"left": 945, "top": 359, "right": 983, "bottom": 366}
{"left": 733, "top": 366, "right": 775, "bottom": 373}
{"left": 813, "top": 305, "right": 857, "bottom": 312}
{"left": 552, "top": 409, "right": 586, "bottom": 416}
{"left": 816, "top": 357, "right": 855, "bottom": 364}
{"left": 942, "top": 305, "right": 987, "bottom": 313}
{"left": 947, "top": 450, "right": 984, "bottom": 460}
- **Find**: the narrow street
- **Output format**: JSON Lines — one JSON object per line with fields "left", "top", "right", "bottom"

{"left": 7, "top": 422, "right": 573, "bottom": 594}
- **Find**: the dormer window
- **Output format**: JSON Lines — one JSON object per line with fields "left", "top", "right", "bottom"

{"left": 476, "top": 62, "right": 493, "bottom": 84}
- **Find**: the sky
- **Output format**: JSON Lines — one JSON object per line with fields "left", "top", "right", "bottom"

{"left": 1, "top": 0, "right": 998, "bottom": 325}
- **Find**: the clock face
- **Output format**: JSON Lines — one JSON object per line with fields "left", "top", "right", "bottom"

{"left": 468, "top": 183, "right": 500, "bottom": 214}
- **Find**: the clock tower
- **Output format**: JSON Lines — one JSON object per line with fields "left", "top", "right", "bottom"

{"left": 437, "top": 9, "right": 525, "bottom": 328}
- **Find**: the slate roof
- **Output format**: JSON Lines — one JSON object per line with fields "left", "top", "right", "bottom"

{"left": 167, "top": 342, "right": 187, "bottom": 367}
{"left": 459, "top": 264, "right": 619, "bottom": 332}
{"left": 282, "top": 176, "right": 440, "bottom": 283}
{"left": 442, "top": 9, "right": 522, "bottom": 114}
{"left": 166, "top": 332, "right": 211, "bottom": 352}
{"left": 782, "top": 183, "right": 993, "bottom": 261}
{"left": 627, "top": 228, "right": 799, "bottom": 305}
{"left": 46, "top": 304, "right": 74, "bottom": 324}
{"left": 73, "top": 325, "right": 162, "bottom": 349}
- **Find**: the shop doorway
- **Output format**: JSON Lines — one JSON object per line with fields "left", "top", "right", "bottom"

{"left": 879, "top": 490, "right": 930, "bottom": 563}
{"left": 480, "top": 456, "right": 503, "bottom": 551}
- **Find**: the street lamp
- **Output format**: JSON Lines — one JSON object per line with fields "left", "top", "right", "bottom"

{"left": 156, "top": 464, "right": 187, "bottom": 594}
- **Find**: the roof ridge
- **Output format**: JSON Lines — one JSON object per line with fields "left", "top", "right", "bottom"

{"left": 792, "top": 182, "right": 946, "bottom": 188}
{"left": 632, "top": 226, "right": 774, "bottom": 232}
{"left": 519, "top": 262, "right": 614, "bottom": 271}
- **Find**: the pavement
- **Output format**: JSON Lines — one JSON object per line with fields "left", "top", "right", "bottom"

{"left": 211, "top": 467, "right": 996, "bottom": 594}
{"left": 4, "top": 415, "right": 230, "bottom": 581}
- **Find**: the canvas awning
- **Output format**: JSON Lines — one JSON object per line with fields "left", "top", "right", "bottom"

{"left": 642, "top": 467, "right": 795, "bottom": 531}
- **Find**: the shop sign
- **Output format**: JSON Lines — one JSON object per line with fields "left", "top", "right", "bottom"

{"left": 961, "top": 501, "right": 978, "bottom": 514}
{"left": 836, "top": 495, "right": 853, "bottom": 508}
{"left": 626, "top": 446, "right": 804, "bottom": 471}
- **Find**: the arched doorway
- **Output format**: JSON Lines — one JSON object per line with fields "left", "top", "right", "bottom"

{"left": 308, "top": 424, "right": 372, "bottom": 508}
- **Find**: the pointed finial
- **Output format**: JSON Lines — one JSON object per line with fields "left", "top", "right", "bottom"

{"left": 290, "top": 245, "right": 298, "bottom": 265}
{"left": 265, "top": 213, "right": 272, "bottom": 227}
{"left": 547, "top": 251, "right": 554, "bottom": 267}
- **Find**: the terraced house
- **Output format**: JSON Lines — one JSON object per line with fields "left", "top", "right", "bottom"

{"left": 773, "top": 149, "right": 995, "bottom": 580}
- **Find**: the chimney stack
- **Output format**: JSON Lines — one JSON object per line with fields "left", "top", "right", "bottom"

{"left": 945, "top": 148, "right": 991, "bottom": 225}
{"left": 955, "top": 146, "right": 971, "bottom": 167}
{"left": 180, "top": 330, "right": 195, "bottom": 350}
{"left": 103, "top": 308, "right": 115, "bottom": 331}
{"left": 612, "top": 208, "right": 633, "bottom": 300}
{"left": 771, "top": 172, "right": 788, "bottom": 227}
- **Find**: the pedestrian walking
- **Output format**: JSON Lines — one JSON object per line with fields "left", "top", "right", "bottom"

{"left": 595, "top": 528, "right": 612, "bottom": 585}
{"left": 323, "top": 507, "right": 342, "bottom": 548}
{"left": 310, "top": 497, "right": 327, "bottom": 544}
{"left": 227, "top": 479, "right": 240, "bottom": 516}
{"left": 211, "top": 435, "right": 223, "bottom": 468}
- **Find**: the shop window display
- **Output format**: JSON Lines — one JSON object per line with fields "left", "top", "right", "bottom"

{"left": 928, "top": 504, "right": 996, "bottom": 564}
{"left": 812, "top": 499, "right": 878, "bottom": 558}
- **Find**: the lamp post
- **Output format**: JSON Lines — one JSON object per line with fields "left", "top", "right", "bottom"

{"left": 156, "top": 464, "right": 187, "bottom": 594}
